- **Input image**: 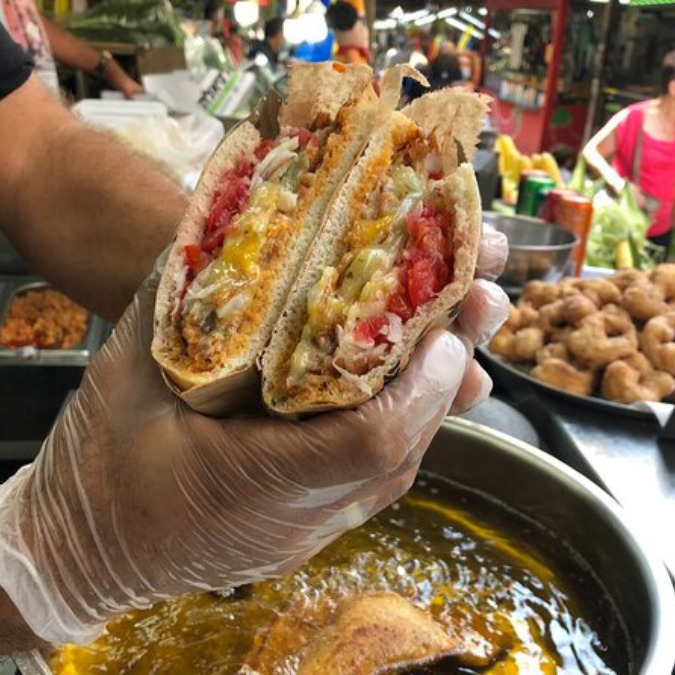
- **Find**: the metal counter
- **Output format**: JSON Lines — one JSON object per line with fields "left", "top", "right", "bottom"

{"left": 0, "top": 276, "right": 111, "bottom": 464}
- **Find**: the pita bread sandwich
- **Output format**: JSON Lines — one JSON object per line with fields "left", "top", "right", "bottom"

{"left": 261, "top": 81, "right": 489, "bottom": 416}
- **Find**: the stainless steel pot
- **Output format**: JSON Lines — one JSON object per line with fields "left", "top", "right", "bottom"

{"left": 13, "top": 418, "right": 675, "bottom": 674}
{"left": 482, "top": 211, "right": 577, "bottom": 295}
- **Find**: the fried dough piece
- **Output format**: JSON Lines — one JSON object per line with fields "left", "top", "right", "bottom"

{"left": 538, "top": 300, "right": 567, "bottom": 337}
{"left": 578, "top": 278, "right": 621, "bottom": 307}
{"left": 531, "top": 358, "right": 595, "bottom": 396}
{"left": 489, "top": 326, "right": 515, "bottom": 359}
{"left": 298, "top": 593, "right": 461, "bottom": 674}
{"left": 651, "top": 263, "right": 675, "bottom": 298}
{"left": 641, "top": 313, "right": 675, "bottom": 375}
{"left": 515, "top": 303, "right": 540, "bottom": 328}
{"left": 602, "top": 353, "right": 674, "bottom": 404}
{"left": 567, "top": 304, "right": 637, "bottom": 368}
{"left": 519, "top": 281, "right": 560, "bottom": 309}
{"left": 606, "top": 268, "right": 648, "bottom": 292}
{"left": 245, "top": 592, "right": 463, "bottom": 675}
{"left": 511, "top": 327, "right": 545, "bottom": 362}
{"left": 621, "top": 282, "right": 668, "bottom": 322}
{"left": 535, "top": 342, "right": 569, "bottom": 364}
{"left": 560, "top": 293, "right": 598, "bottom": 325}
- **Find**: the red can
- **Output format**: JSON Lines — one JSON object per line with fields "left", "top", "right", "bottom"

{"left": 555, "top": 194, "right": 593, "bottom": 276}
{"left": 541, "top": 187, "right": 577, "bottom": 223}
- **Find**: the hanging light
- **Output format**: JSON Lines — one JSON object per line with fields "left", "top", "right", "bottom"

{"left": 284, "top": 4, "right": 304, "bottom": 45}
{"left": 298, "top": 0, "right": 327, "bottom": 43}
{"left": 233, "top": 1, "right": 259, "bottom": 27}
{"left": 285, "top": 0, "right": 326, "bottom": 45}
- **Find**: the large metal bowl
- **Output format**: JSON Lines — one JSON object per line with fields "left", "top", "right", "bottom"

{"left": 423, "top": 419, "right": 675, "bottom": 674}
{"left": 13, "top": 419, "right": 675, "bottom": 674}
{"left": 483, "top": 211, "right": 577, "bottom": 296}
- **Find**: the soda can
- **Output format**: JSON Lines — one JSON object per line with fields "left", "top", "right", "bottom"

{"left": 516, "top": 174, "right": 556, "bottom": 217}
{"left": 542, "top": 187, "right": 577, "bottom": 224}
{"left": 555, "top": 194, "right": 593, "bottom": 276}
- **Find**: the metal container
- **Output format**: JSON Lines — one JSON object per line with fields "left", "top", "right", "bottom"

{"left": 0, "top": 277, "right": 109, "bottom": 367}
{"left": 13, "top": 419, "right": 675, "bottom": 674}
{"left": 483, "top": 211, "right": 578, "bottom": 297}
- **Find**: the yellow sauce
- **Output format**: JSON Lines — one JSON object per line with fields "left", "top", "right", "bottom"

{"left": 50, "top": 476, "right": 627, "bottom": 674}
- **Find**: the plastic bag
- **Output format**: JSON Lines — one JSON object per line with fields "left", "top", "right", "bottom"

{"left": 114, "top": 111, "right": 224, "bottom": 191}
{"left": 184, "top": 36, "right": 235, "bottom": 75}
{"left": 585, "top": 184, "right": 664, "bottom": 270}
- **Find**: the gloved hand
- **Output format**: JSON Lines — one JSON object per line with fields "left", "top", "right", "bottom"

{"left": 0, "top": 225, "right": 508, "bottom": 646}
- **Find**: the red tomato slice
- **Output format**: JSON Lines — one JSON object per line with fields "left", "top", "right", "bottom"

{"left": 354, "top": 315, "right": 389, "bottom": 344}
{"left": 405, "top": 211, "right": 421, "bottom": 239}
{"left": 391, "top": 200, "right": 455, "bottom": 317}
{"left": 418, "top": 226, "right": 446, "bottom": 258}
{"left": 408, "top": 257, "right": 436, "bottom": 309}
{"left": 201, "top": 228, "right": 225, "bottom": 254}
{"left": 435, "top": 209, "right": 453, "bottom": 234}
{"left": 254, "top": 140, "right": 274, "bottom": 161}
{"left": 184, "top": 244, "right": 201, "bottom": 270}
{"left": 295, "top": 127, "right": 314, "bottom": 148}
{"left": 420, "top": 203, "right": 437, "bottom": 219}
{"left": 388, "top": 290, "right": 414, "bottom": 321}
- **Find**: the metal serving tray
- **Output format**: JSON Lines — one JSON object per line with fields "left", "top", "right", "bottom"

{"left": 0, "top": 276, "right": 109, "bottom": 367}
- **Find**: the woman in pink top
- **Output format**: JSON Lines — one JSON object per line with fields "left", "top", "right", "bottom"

{"left": 584, "top": 51, "right": 675, "bottom": 249}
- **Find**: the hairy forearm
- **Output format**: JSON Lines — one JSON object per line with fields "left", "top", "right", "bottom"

{"left": 0, "top": 587, "right": 45, "bottom": 653}
{"left": 41, "top": 16, "right": 99, "bottom": 73}
{"left": 12, "top": 124, "right": 187, "bottom": 319}
{"left": 0, "top": 77, "right": 188, "bottom": 320}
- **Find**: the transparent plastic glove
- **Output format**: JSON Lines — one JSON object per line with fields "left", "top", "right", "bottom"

{"left": 0, "top": 225, "right": 508, "bottom": 646}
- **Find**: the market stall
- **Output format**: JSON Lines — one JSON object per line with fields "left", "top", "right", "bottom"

{"left": 480, "top": 0, "right": 596, "bottom": 156}
{"left": 1, "top": 2, "right": 675, "bottom": 673}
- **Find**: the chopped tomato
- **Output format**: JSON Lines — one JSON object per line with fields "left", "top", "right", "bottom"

{"left": 408, "top": 257, "right": 436, "bottom": 308}
{"left": 254, "top": 140, "right": 275, "bottom": 161}
{"left": 184, "top": 244, "right": 210, "bottom": 278}
{"left": 235, "top": 159, "right": 254, "bottom": 177}
{"left": 435, "top": 209, "right": 454, "bottom": 234}
{"left": 391, "top": 201, "right": 456, "bottom": 316}
{"left": 388, "top": 290, "right": 414, "bottom": 321}
{"left": 201, "top": 228, "right": 224, "bottom": 255}
{"left": 354, "top": 315, "right": 389, "bottom": 345}
{"left": 203, "top": 162, "right": 254, "bottom": 254}
{"left": 295, "top": 127, "right": 315, "bottom": 148}
{"left": 418, "top": 226, "right": 446, "bottom": 258}
{"left": 420, "top": 203, "right": 437, "bottom": 219}
{"left": 184, "top": 244, "right": 201, "bottom": 270}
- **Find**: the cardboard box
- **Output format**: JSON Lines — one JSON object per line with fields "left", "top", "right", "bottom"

{"left": 136, "top": 47, "right": 186, "bottom": 76}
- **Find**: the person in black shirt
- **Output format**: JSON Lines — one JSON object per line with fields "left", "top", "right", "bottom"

{"left": 248, "top": 16, "right": 284, "bottom": 66}
{"left": 0, "top": 21, "right": 32, "bottom": 99}
{"left": 0, "top": 23, "right": 508, "bottom": 654}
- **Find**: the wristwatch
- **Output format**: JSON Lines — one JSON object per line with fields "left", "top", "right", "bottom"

{"left": 93, "top": 50, "right": 114, "bottom": 78}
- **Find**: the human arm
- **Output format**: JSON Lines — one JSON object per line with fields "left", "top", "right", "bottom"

{"left": 0, "top": 226, "right": 509, "bottom": 650}
{"left": 0, "top": 75, "right": 188, "bottom": 321}
{"left": 582, "top": 110, "right": 628, "bottom": 195}
{"left": 41, "top": 15, "right": 143, "bottom": 99}
{"left": 0, "top": 587, "right": 46, "bottom": 653}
